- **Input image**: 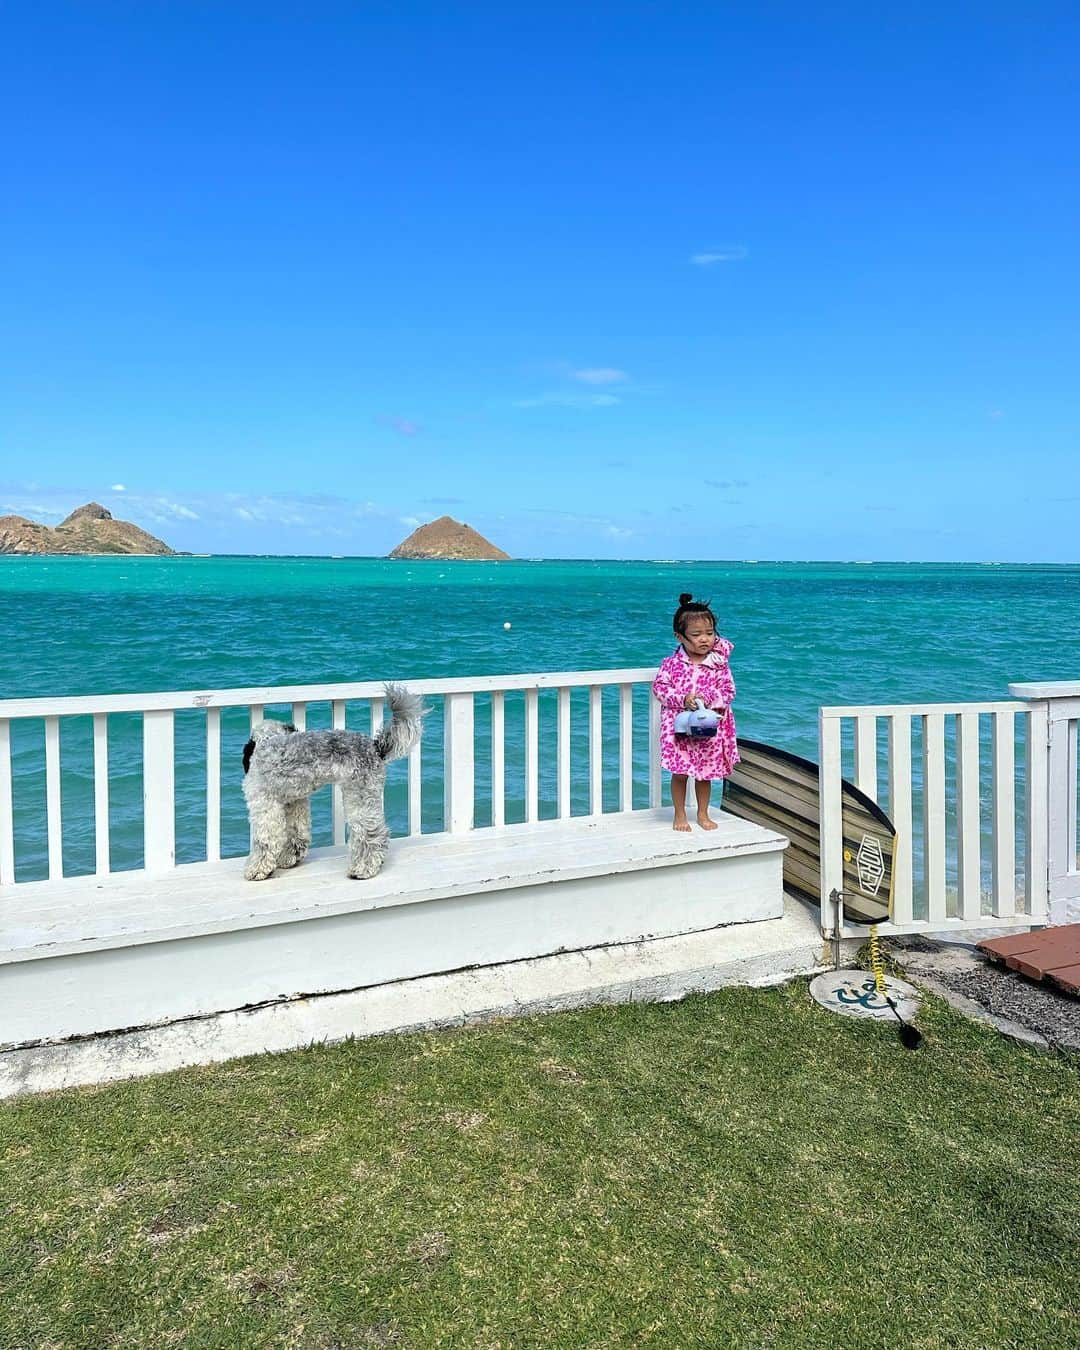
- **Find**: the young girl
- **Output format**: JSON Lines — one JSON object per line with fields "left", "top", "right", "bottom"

{"left": 652, "top": 593, "right": 739, "bottom": 831}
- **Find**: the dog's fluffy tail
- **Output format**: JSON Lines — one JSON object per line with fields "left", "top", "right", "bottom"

{"left": 374, "top": 683, "right": 427, "bottom": 762}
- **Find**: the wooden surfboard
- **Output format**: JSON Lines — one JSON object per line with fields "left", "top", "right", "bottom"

{"left": 722, "top": 738, "right": 895, "bottom": 924}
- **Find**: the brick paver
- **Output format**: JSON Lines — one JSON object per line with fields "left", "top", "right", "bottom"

{"left": 977, "top": 923, "right": 1080, "bottom": 996}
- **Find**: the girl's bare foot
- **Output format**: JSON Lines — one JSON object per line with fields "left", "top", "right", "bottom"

{"left": 673, "top": 815, "right": 692, "bottom": 832}
{"left": 697, "top": 813, "right": 719, "bottom": 831}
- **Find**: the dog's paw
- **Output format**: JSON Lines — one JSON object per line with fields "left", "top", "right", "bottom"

{"left": 278, "top": 846, "right": 308, "bottom": 869}
{"left": 347, "top": 862, "right": 383, "bottom": 881}
{"left": 244, "top": 860, "right": 275, "bottom": 881}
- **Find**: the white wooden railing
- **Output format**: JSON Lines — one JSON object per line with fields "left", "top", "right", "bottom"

{"left": 820, "top": 683, "right": 1080, "bottom": 936}
{"left": 0, "top": 669, "right": 662, "bottom": 886}
{"left": 8, "top": 667, "right": 1077, "bottom": 930}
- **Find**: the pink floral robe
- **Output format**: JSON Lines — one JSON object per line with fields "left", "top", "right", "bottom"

{"left": 652, "top": 638, "right": 740, "bottom": 781}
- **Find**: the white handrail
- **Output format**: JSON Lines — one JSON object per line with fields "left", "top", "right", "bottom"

{"left": 1008, "top": 680, "right": 1080, "bottom": 700}
{"left": 821, "top": 700, "right": 1026, "bottom": 718}
{"left": 0, "top": 668, "right": 659, "bottom": 721}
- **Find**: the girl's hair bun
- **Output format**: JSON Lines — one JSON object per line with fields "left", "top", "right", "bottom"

{"left": 673, "top": 592, "right": 717, "bottom": 635}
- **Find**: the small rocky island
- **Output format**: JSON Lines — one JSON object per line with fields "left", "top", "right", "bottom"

{"left": 389, "top": 515, "right": 510, "bottom": 561}
{"left": 0, "top": 502, "right": 175, "bottom": 556}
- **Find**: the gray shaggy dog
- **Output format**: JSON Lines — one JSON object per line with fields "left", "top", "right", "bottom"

{"left": 241, "top": 683, "right": 425, "bottom": 882}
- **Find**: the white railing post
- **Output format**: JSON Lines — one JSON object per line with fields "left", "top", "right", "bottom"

{"left": 331, "top": 700, "right": 346, "bottom": 845}
{"left": 955, "top": 710, "right": 982, "bottom": 922}
{"left": 1010, "top": 681, "right": 1080, "bottom": 926}
{"left": 990, "top": 710, "right": 1017, "bottom": 918}
{"left": 93, "top": 712, "right": 110, "bottom": 876}
{"left": 489, "top": 691, "right": 504, "bottom": 828}
{"left": 887, "top": 713, "right": 914, "bottom": 927}
{"left": 853, "top": 714, "right": 877, "bottom": 800}
{"left": 619, "top": 683, "right": 634, "bottom": 812}
{"left": 1048, "top": 708, "right": 1074, "bottom": 921}
{"left": 1024, "top": 700, "right": 1049, "bottom": 920}
{"left": 444, "top": 692, "right": 475, "bottom": 834}
{"left": 206, "top": 707, "right": 221, "bottom": 864}
{"left": 524, "top": 689, "right": 539, "bottom": 823}
{"left": 589, "top": 685, "right": 603, "bottom": 815}
{"left": 0, "top": 719, "right": 14, "bottom": 886}
{"left": 557, "top": 687, "right": 571, "bottom": 819}
{"left": 648, "top": 694, "right": 661, "bottom": 809}
{"left": 923, "top": 711, "right": 947, "bottom": 924}
{"left": 408, "top": 740, "right": 423, "bottom": 835}
{"left": 142, "top": 710, "right": 176, "bottom": 873}
{"left": 45, "top": 715, "right": 63, "bottom": 879}
{"left": 1049, "top": 711, "right": 1079, "bottom": 923}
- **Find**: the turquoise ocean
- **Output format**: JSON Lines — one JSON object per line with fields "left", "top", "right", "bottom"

{"left": 2, "top": 556, "right": 1079, "bottom": 888}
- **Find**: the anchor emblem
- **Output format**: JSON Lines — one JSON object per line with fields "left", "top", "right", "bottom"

{"left": 833, "top": 976, "right": 891, "bottom": 1011}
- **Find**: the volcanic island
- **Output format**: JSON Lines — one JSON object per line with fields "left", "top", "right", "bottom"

{"left": 389, "top": 516, "right": 510, "bottom": 561}
{"left": 0, "top": 502, "right": 175, "bottom": 555}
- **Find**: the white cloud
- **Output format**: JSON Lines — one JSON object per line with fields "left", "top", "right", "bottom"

{"left": 354, "top": 500, "right": 398, "bottom": 520}
{"left": 572, "top": 368, "right": 628, "bottom": 385}
{"left": 1, "top": 500, "right": 66, "bottom": 521}
{"left": 111, "top": 483, "right": 126, "bottom": 492}
{"left": 527, "top": 507, "right": 636, "bottom": 539}
{"left": 134, "top": 496, "right": 200, "bottom": 522}
{"left": 690, "top": 246, "right": 748, "bottom": 265}
{"left": 514, "top": 392, "right": 621, "bottom": 409}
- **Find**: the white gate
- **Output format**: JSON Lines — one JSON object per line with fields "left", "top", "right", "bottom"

{"left": 820, "top": 691, "right": 1053, "bottom": 939}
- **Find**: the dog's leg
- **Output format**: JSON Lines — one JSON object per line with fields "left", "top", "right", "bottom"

{"left": 342, "top": 782, "right": 389, "bottom": 880}
{"left": 244, "top": 799, "right": 289, "bottom": 881}
{"left": 278, "top": 797, "right": 312, "bottom": 868}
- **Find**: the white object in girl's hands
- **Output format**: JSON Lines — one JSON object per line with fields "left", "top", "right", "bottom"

{"left": 673, "top": 699, "right": 721, "bottom": 738}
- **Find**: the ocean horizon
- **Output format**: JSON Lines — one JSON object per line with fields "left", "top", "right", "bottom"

{"left": 5, "top": 555, "right": 1078, "bottom": 713}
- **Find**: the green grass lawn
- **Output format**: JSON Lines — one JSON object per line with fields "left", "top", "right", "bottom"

{"left": 2, "top": 980, "right": 1077, "bottom": 1348}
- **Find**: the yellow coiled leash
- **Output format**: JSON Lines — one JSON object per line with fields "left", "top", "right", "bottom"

{"left": 869, "top": 922, "right": 922, "bottom": 1050}
{"left": 868, "top": 925, "right": 887, "bottom": 997}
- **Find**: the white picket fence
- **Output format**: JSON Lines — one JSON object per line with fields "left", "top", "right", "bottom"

{"left": 5, "top": 668, "right": 1077, "bottom": 941}
{"left": 0, "top": 669, "right": 662, "bottom": 885}
{"left": 819, "top": 681, "right": 1080, "bottom": 936}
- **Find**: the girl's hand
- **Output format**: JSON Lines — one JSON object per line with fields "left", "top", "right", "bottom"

{"left": 712, "top": 704, "right": 729, "bottom": 716}
{"left": 683, "top": 693, "right": 699, "bottom": 711}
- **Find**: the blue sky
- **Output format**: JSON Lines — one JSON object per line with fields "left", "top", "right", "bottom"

{"left": 2, "top": 3, "right": 1078, "bottom": 560}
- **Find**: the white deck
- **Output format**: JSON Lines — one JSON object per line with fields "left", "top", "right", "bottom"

{"left": 1, "top": 809, "right": 788, "bottom": 1051}
{"left": 3, "top": 810, "right": 784, "bottom": 963}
